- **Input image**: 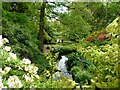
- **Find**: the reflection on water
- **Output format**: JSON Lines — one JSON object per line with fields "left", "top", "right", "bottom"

{"left": 56, "top": 56, "right": 72, "bottom": 80}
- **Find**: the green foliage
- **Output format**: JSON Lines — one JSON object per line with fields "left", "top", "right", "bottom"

{"left": 59, "top": 2, "right": 92, "bottom": 40}
{"left": 78, "top": 39, "right": 94, "bottom": 48}
{"left": 2, "top": 2, "right": 120, "bottom": 89}
{"left": 3, "top": 10, "right": 28, "bottom": 24}
{"left": 44, "top": 30, "right": 52, "bottom": 43}
{"left": 0, "top": 36, "right": 78, "bottom": 88}
{"left": 66, "top": 52, "right": 84, "bottom": 70}
{"left": 62, "top": 17, "right": 119, "bottom": 89}
{"left": 40, "top": 76, "right": 77, "bottom": 88}
{"left": 2, "top": 3, "right": 50, "bottom": 72}
{"left": 51, "top": 44, "right": 77, "bottom": 55}
{"left": 71, "top": 66, "right": 93, "bottom": 86}
{"left": 78, "top": 17, "right": 119, "bottom": 89}
{"left": 87, "top": 2, "right": 120, "bottom": 31}
{"left": 0, "top": 37, "right": 40, "bottom": 88}
{"left": 66, "top": 52, "right": 94, "bottom": 86}
{"left": 45, "top": 52, "right": 59, "bottom": 74}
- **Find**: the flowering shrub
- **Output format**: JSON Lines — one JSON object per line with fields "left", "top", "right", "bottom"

{"left": 7, "top": 75, "right": 23, "bottom": 88}
{"left": 0, "top": 35, "right": 78, "bottom": 88}
{"left": 97, "top": 34, "right": 106, "bottom": 41}
{"left": 78, "top": 17, "right": 119, "bottom": 89}
{"left": 87, "top": 38, "right": 93, "bottom": 42}
{"left": 0, "top": 35, "right": 41, "bottom": 88}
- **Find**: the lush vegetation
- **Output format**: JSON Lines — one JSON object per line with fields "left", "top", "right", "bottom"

{"left": 0, "top": 37, "right": 78, "bottom": 88}
{"left": 1, "top": 1, "right": 119, "bottom": 89}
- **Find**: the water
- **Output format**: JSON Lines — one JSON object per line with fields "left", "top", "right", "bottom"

{"left": 55, "top": 56, "right": 73, "bottom": 80}
{"left": 57, "top": 56, "right": 68, "bottom": 72}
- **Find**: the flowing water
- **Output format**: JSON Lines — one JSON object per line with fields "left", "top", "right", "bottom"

{"left": 54, "top": 56, "right": 73, "bottom": 80}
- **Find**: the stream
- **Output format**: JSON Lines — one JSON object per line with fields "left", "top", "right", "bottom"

{"left": 54, "top": 56, "right": 73, "bottom": 80}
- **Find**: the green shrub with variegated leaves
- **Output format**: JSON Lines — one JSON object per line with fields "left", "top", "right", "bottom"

{"left": 77, "top": 17, "right": 119, "bottom": 89}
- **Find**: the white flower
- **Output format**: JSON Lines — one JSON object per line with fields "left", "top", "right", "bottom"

{"left": 0, "top": 76, "right": 6, "bottom": 89}
{"left": 0, "top": 77, "right": 4, "bottom": 89}
{"left": 3, "top": 38, "right": 9, "bottom": 44}
{"left": 18, "top": 66, "right": 23, "bottom": 70}
{"left": 25, "top": 65, "right": 38, "bottom": 74}
{"left": 9, "top": 52, "right": 17, "bottom": 60}
{"left": 0, "top": 82, "right": 4, "bottom": 89}
{"left": 22, "top": 58, "right": 31, "bottom": 65}
{"left": 4, "top": 67, "right": 11, "bottom": 73}
{"left": 23, "top": 74, "right": 33, "bottom": 83}
{"left": 7, "top": 57, "right": 10, "bottom": 61}
{"left": 0, "top": 35, "right": 2, "bottom": 40}
{"left": 0, "top": 68, "right": 2, "bottom": 73}
{"left": 34, "top": 74, "right": 39, "bottom": 79}
{"left": 32, "top": 66, "right": 38, "bottom": 74}
{"left": 0, "top": 68, "right": 5, "bottom": 75}
{"left": 7, "top": 53, "right": 17, "bottom": 61}
{"left": 4, "top": 46, "right": 11, "bottom": 52}
{"left": 0, "top": 76, "right": 2, "bottom": 82}
{"left": 32, "top": 74, "right": 40, "bottom": 79}
{"left": 25, "top": 65, "right": 33, "bottom": 72}
{"left": 7, "top": 75, "right": 22, "bottom": 88}
{"left": 0, "top": 35, "right": 3, "bottom": 47}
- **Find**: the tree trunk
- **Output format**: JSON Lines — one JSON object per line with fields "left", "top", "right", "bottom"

{"left": 38, "top": 1, "right": 46, "bottom": 52}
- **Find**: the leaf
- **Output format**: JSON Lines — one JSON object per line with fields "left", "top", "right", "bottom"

{"left": 96, "top": 82, "right": 102, "bottom": 88}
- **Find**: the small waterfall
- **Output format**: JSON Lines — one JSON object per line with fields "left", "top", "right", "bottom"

{"left": 54, "top": 56, "right": 72, "bottom": 80}
{"left": 57, "top": 56, "right": 68, "bottom": 72}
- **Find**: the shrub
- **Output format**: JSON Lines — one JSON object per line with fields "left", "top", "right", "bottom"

{"left": 79, "top": 17, "right": 119, "bottom": 89}
{"left": 0, "top": 35, "right": 78, "bottom": 88}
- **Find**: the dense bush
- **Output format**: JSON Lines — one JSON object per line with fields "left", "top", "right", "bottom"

{"left": 66, "top": 52, "right": 94, "bottom": 87}
{"left": 0, "top": 36, "right": 40, "bottom": 88}
{"left": 0, "top": 35, "right": 79, "bottom": 88}
{"left": 51, "top": 44, "right": 77, "bottom": 56}
{"left": 66, "top": 52, "right": 93, "bottom": 71}
{"left": 78, "top": 17, "right": 119, "bottom": 89}
{"left": 64, "top": 17, "right": 119, "bottom": 89}
{"left": 2, "top": 9, "right": 50, "bottom": 72}
{"left": 71, "top": 66, "right": 93, "bottom": 86}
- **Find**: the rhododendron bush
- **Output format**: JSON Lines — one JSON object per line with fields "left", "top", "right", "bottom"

{"left": 78, "top": 17, "right": 119, "bottom": 89}
{"left": 0, "top": 35, "right": 77, "bottom": 88}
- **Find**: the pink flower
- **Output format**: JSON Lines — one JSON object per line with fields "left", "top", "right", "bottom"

{"left": 97, "top": 34, "right": 106, "bottom": 41}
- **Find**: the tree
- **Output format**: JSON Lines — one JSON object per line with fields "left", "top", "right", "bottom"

{"left": 86, "top": 2, "right": 120, "bottom": 31}
{"left": 39, "top": 1, "right": 46, "bottom": 52}
{"left": 2, "top": 2, "right": 50, "bottom": 71}
{"left": 58, "top": 2, "right": 93, "bottom": 41}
